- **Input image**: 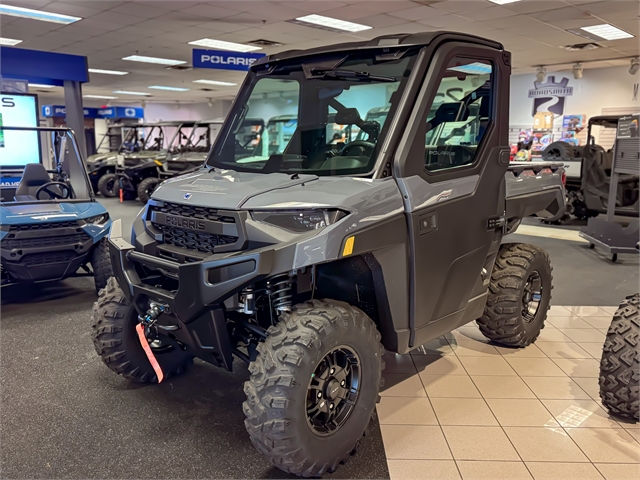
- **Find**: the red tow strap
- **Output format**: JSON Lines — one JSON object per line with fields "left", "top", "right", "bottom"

{"left": 136, "top": 323, "right": 164, "bottom": 383}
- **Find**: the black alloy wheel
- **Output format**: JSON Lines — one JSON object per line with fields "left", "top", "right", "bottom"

{"left": 306, "top": 346, "right": 361, "bottom": 436}
{"left": 522, "top": 271, "right": 542, "bottom": 323}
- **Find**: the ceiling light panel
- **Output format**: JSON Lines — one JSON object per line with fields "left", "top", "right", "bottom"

{"left": 0, "top": 37, "right": 23, "bottom": 46}
{"left": 113, "top": 90, "right": 151, "bottom": 96}
{"left": 0, "top": 5, "right": 81, "bottom": 24}
{"left": 29, "top": 83, "right": 55, "bottom": 88}
{"left": 448, "top": 62, "right": 492, "bottom": 74}
{"left": 193, "top": 79, "right": 238, "bottom": 86}
{"left": 292, "top": 14, "right": 372, "bottom": 33}
{"left": 581, "top": 24, "right": 634, "bottom": 41}
{"left": 148, "top": 86, "right": 190, "bottom": 92}
{"left": 84, "top": 95, "right": 119, "bottom": 99}
{"left": 122, "top": 55, "right": 186, "bottom": 66}
{"left": 188, "top": 39, "right": 262, "bottom": 52}
{"left": 88, "top": 68, "right": 129, "bottom": 76}
{"left": 488, "top": 0, "right": 522, "bottom": 5}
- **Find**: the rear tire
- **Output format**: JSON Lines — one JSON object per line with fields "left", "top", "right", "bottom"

{"left": 91, "top": 277, "right": 193, "bottom": 383}
{"left": 97, "top": 173, "right": 118, "bottom": 198}
{"left": 137, "top": 177, "right": 160, "bottom": 204}
{"left": 91, "top": 237, "right": 113, "bottom": 293}
{"left": 478, "top": 243, "right": 553, "bottom": 347}
{"left": 599, "top": 294, "right": 639, "bottom": 421}
{"left": 243, "top": 299, "right": 384, "bottom": 477}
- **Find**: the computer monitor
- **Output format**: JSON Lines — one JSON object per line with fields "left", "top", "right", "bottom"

{"left": 0, "top": 93, "right": 41, "bottom": 168}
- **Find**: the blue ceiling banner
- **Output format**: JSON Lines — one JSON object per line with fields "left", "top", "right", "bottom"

{"left": 96, "top": 106, "right": 144, "bottom": 119}
{"left": 0, "top": 46, "right": 88, "bottom": 86}
{"left": 192, "top": 49, "right": 266, "bottom": 71}
{"left": 42, "top": 105, "right": 99, "bottom": 118}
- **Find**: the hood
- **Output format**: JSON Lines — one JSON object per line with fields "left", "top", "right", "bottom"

{"left": 168, "top": 152, "right": 208, "bottom": 163}
{"left": 87, "top": 152, "right": 116, "bottom": 164}
{"left": 0, "top": 201, "right": 107, "bottom": 224}
{"left": 125, "top": 150, "right": 167, "bottom": 160}
{"left": 151, "top": 169, "right": 388, "bottom": 211}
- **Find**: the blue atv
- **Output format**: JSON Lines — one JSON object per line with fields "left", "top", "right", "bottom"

{"left": 0, "top": 126, "right": 113, "bottom": 293}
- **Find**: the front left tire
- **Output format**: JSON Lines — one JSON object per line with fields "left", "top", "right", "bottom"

{"left": 243, "top": 299, "right": 384, "bottom": 477}
{"left": 91, "top": 237, "right": 113, "bottom": 293}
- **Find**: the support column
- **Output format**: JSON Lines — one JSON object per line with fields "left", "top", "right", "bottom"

{"left": 64, "top": 80, "right": 86, "bottom": 160}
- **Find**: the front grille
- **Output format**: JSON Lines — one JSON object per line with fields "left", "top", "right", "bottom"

{"left": 124, "top": 158, "right": 142, "bottom": 167}
{"left": 151, "top": 202, "right": 236, "bottom": 223}
{"left": 1, "top": 233, "right": 89, "bottom": 250}
{"left": 9, "top": 221, "right": 80, "bottom": 231}
{"left": 21, "top": 251, "right": 76, "bottom": 266}
{"left": 157, "top": 225, "right": 236, "bottom": 254}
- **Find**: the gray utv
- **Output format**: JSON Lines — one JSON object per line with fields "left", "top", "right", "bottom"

{"left": 92, "top": 31, "right": 565, "bottom": 477}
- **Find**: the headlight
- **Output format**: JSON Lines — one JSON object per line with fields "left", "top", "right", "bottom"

{"left": 251, "top": 209, "right": 347, "bottom": 233}
{"left": 84, "top": 213, "right": 110, "bottom": 225}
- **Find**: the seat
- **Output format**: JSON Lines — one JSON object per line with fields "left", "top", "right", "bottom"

{"left": 14, "top": 163, "right": 56, "bottom": 200}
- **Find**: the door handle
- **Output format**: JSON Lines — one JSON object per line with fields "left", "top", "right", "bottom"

{"left": 419, "top": 212, "right": 437, "bottom": 235}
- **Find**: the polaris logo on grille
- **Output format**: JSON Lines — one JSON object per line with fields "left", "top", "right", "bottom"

{"left": 183, "top": 193, "right": 192, "bottom": 200}
{"left": 165, "top": 215, "right": 206, "bottom": 231}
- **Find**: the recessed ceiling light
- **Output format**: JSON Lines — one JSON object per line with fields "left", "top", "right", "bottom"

{"left": 292, "top": 14, "right": 372, "bottom": 33}
{"left": 122, "top": 55, "right": 186, "bottom": 66}
{"left": 0, "top": 5, "right": 81, "bottom": 24}
{"left": 84, "top": 95, "right": 119, "bottom": 100}
{"left": 581, "top": 24, "right": 634, "bottom": 41}
{"left": 88, "top": 68, "right": 129, "bottom": 76}
{"left": 148, "top": 86, "right": 190, "bottom": 92}
{"left": 29, "top": 83, "right": 55, "bottom": 88}
{"left": 488, "top": 0, "right": 522, "bottom": 5}
{"left": 0, "top": 37, "right": 23, "bottom": 46}
{"left": 188, "top": 39, "right": 262, "bottom": 52}
{"left": 113, "top": 90, "right": 151, "bottom": 96}
{"left": 193, "top": 79, "right": 238, "bottom": 86}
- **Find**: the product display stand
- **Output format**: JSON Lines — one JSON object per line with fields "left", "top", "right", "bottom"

{"left": 580, "top": 114, "right": 640, "bottom": 262}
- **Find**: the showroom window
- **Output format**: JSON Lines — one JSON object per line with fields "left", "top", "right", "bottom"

{"left": 424, "top": 57, "right": 494, "bottom": 173}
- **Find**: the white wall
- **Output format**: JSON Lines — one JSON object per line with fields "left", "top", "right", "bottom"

{"left": 509, "top": 66, "right": 639, "bottom": 125}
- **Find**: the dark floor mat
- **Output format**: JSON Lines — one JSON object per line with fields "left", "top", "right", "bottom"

{"left": 0, "top": 279, "right": 390, "bottom": 479}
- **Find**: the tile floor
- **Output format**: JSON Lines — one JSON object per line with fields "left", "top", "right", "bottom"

{"left": 378, "top": 306, "right": 639, "bottom": 480}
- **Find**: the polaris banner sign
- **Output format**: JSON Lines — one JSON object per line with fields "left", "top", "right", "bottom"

{"left": 193, "top": 49, "right": 266, "bottom": 71}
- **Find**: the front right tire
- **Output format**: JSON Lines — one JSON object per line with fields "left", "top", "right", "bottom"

{"left": 243, "top": 299, "right": 384, "bottom": 477}
{"left": 97, "top": 173, "right": 118, "bottom": 198}
{"left": 91, "top": 278, "right": 193, "bottom": 383}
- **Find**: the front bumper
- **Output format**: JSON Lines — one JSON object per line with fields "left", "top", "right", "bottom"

{"left": 108, "top": 219, "right": 280, "bottom": 369}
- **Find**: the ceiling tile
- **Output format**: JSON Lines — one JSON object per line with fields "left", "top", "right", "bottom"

{"left": 355, "top": 13, "right": 409, "bottom": 29}
{"left": 44, "top": 1, "right": 104, "bottom": 18}
{"left": 5, "top": 18, "right": 62, "bottom": 34}
{"left": 108, "top": 2, "right": 173, "bottom": 18}
{"left": 277, "top": 1, "right": 348, "bottom": 14}
{"left": 460, "top": 6, "right": 519, "bottom": 21}
{"left": 529, "top": 6, "right": 593, "bottom": 22}
{"left": 2, "top": 0, "right": 54, "bottom": 8}
{"left": 388, "top": 5, "right": 447, "bottom": 21}
{"left": 417, "top": 14, "right": 473, "bottom": 29}
{"left": 196, "top": 20, "right": 251, "bottom": 33}
{"left": 180, "top": 3, "right": 244, "bottom": 19}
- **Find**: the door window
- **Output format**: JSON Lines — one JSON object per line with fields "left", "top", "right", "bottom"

{"left": 424, "top": 58, "right": 493, "bottom": 172}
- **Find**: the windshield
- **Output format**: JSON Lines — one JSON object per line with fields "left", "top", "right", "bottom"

{"left": 1, "top": 128, "right": 91, "bottom": 204}
{"left": 207, "top": 49, "right": 419, "bottom": 176}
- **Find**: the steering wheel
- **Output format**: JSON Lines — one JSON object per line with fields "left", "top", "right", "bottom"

{"left": 35, "top": 181, "right": 72, "bottom": 200}
{"left": 341, "top": 140, "right": 375, "bottom": 157}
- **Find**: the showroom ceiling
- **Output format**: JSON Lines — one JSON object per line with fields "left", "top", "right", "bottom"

{"left": 1, "top": 0, "right": 638, "bottom": 103}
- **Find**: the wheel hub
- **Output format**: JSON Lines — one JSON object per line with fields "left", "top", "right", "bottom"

{"left": 306, "top": 346, "right": 361, "bottom": 436}
{"left": 522, "top": 271, "right": 542, "bottom": 323}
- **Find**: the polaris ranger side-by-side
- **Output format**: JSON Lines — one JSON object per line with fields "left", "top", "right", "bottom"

{"left": 1, "top": 127, "right": 113, "bottom": 292}
{"left": 92, "top": 32, "right": 565, "bottom": 477}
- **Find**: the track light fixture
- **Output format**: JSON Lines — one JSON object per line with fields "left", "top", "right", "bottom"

{"left": 535, "top": 66, "right": 546, "bottom": 83}
{"left": 207, "top": 97, "right": 214, "bottom": 108}
{"left": 141, "top": 100, "right": 147, "bottom": 108}
{"left": 630, "top": 58, "right": 640, "bottom": 75}
{"left": 572, "top": 63, "right": 583, "bottom": 79}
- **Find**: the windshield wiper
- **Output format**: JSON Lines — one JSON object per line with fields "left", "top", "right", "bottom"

{"left": 309, "top": 68, "right": 396, "bottom": 83}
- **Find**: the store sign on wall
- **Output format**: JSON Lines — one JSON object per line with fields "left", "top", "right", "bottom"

{"left": 42, "top": 105, "right": 99, "bottom": 118}
{"left": 633, "top": 83, "right": 638, "bottom": 101}
{"left": 192, "top": 49, "right": 266, "bottom": 71}
{"left": 528, "top": 76, "right": 573, "bottom": 116}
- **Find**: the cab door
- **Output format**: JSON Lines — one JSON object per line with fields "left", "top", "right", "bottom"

{"left": 393, "top": 42, "right": 511, "bottom": 347}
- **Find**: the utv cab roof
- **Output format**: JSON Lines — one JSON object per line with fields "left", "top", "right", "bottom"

{"left": 253, "top": 31, "right": 504, "bottom": 67}
{"left": 588, "top": 115, "right": 625, "bottom": 128}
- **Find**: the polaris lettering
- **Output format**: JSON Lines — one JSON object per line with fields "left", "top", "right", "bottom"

{"left": 201, "top": 54, "right": 258, "bottom": 67}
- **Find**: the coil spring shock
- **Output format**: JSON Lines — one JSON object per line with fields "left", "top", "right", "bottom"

{"left": 268, "top": 274, "right": 293, "bottom": 314}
